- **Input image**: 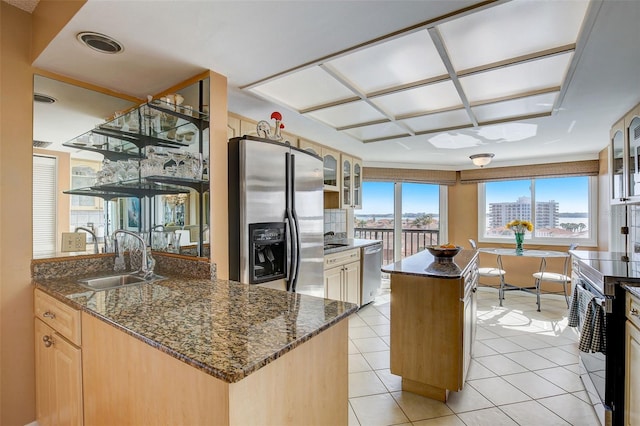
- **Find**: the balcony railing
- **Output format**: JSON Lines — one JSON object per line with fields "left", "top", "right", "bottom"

{"left": 354, "top": 227, "right": 440, "bottom": 266}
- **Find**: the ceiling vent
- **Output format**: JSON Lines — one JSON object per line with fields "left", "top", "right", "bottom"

{"left": 33, "top": 140, "right": 53, "bottom": 148}
{"left": 33, "top": 93, "right": 56, "bottom": 104}
{"left": 76, "top": 32, "right": 124, "bottom": 54}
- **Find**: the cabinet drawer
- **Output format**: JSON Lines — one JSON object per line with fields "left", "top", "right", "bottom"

{"left": 324, "top": 248, "right": 360, "bottom": 269}
{"left": 627, "top": 292, "right": 640, "bottom": 330}
{"left": 34, "top": 289, "right": 81, "bottom": 346}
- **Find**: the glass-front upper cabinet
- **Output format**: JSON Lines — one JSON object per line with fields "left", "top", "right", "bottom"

{"left": 628, "top": 115, "right": 640, "bottom": 200}
{"left": 611, "top": 118, "right": 626, "bottom": 202}
{"left": 340, "top": 155, "right": 362, "bottom": 209}
{"left": 342, "top": 156, "right": 352, "bottom": 208}
{"left": 322, "top": 147, "right": 340, "bottom": 191}
{"left": 352, "top": 158, "right": 362, "bottom": 209}
{"left": 609, "top": 103, "right": 640, "bottom": 204}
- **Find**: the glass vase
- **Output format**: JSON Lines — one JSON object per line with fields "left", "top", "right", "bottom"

{"left": 514, "top": 232, "right": 525, "bottom": 255}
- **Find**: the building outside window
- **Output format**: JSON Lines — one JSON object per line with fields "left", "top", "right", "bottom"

{"left": 479, "top": 176, "right": 596, "bottom": 246}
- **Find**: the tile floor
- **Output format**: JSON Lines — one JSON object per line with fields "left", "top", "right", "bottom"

{"left": 347, "top": 286, "right": 601, "bottom": 425}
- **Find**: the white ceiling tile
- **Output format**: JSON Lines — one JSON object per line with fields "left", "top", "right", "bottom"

{"left": 472, "top": 92, "right": 558, "bottom": 123}
{"left": 400, "top": 109, "right": 472, "bottom": 133}
{"left": 438, "top": 0, "right": 589, "bottom": 71}
{"left": 476, "top": 123, "right": 538, "bottom": 142}
{"left": 428, "top": 133, "right": 482, "bottom": 149}
{"left": 305, "top": 101, "right": 386, "bottom": 128}
{"left": 325, "top": 29, "right": 448, "bottom": 94}
{"left": 249, "top": 67, "right": 355, "bottom": 111}
{"left": 460, "top": 53, "right": 573, "bottom": 103}
{"left": 371, "top": 80, "right": 462, "bottom": 117}
{"left": 342, "top": 122, "right": 408, "bottom": 141}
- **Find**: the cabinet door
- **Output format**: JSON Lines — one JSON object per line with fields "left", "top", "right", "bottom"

{"left": 343, "top": 261, "right": 361, "bottom": 306}
{"left": 352, "top": 157, "right": 362, "bottom": 209}
{"left": 228, "top": 115, "right": 241, "bottom": 140}
{"left": 322, "top": 147, "right": 340, "bottom": 192}
{"left": 625, "top": 106, "right": 640, "bottom": 200}
{"left": 626, "top": 321, "right": 640, "bottom": 426}
{"left": 611, "top": 119, "right": 626, "bottom": 202}
{"left": 35, "top": 318, "right": 84, "bottom": 426}
{"left": 325, "top": 266, "right": 343, "bottom": 301}
{"left": 341, "top": 156, "right": 352, "bottom": 209}
{"left": 35, "top": 319, "right": 55, "bottom": 426}
{"left": 299, "top": 138, "right": 322, "bottom": 157}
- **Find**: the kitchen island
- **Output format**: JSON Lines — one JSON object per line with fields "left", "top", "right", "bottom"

{"left": 34, "top": 271, "right": 357, "bottom": 425}
{"left": 382, "top": 249, "right": 478, "bottom": 402}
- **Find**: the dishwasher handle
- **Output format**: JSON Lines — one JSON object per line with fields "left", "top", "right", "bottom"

{"left": 364, "top": 244, "right": 383, "bottom": 254}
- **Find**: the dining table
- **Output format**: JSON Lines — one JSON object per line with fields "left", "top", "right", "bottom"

{"left": 477, "top": 247, "right": 570, "bottom": 311}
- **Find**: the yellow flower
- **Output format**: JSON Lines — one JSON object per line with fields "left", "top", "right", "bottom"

{"left": 506, "top": 219, "right": 533, "bottom": 233}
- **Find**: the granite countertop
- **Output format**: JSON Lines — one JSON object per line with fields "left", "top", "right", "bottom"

{"left": 34, "top": 275, "right": 357, "bottom": 383}
{"left": 324, "top": 238, "right": 382, "bottom": 255}
{"left": 381, "top": 249, "right": 477, "bottom": 279}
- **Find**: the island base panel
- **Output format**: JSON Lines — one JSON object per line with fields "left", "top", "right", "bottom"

{"left": 82, "top": 312, "right": 348, "bottom": 426}
{"left": 402, "top": 378, "right": 449, "bottom": 402}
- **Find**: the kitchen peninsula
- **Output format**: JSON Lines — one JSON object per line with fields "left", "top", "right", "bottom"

{"left": 33, "top": 258, "right": 357, "bottom": 425}
{"left": 382, "top": 249, "right": 478, "bottom": 402}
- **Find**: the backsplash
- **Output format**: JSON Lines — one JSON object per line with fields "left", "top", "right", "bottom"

{"left": 324, "top": 209, "right": 346, "bottom": 235}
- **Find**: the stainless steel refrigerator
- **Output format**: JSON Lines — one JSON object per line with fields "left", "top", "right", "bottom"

{"left": 228, "top": 136, "right": 324, "bottom": 297}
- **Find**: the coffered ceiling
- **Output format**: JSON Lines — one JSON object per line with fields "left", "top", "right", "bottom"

{"left": 16, "top": 0, "right": 640, "bottom": 169}
{"left": 246, "top": 1, "right": 588, "bottom": 146}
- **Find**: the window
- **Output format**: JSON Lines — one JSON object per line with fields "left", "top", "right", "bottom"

{"left": 479, "top": 176, "right": 596, "bottom": 246}
{"left": 356, "top": 181, "right": 446, "bottom": 264}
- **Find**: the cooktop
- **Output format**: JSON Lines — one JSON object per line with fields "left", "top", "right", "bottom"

{"left": 571, "top": 250, "right": 640, "bottom": 295}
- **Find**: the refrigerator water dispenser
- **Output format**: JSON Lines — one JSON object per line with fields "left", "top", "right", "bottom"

{"left": 249, "top": 222, "right": 286, "bottom": 284}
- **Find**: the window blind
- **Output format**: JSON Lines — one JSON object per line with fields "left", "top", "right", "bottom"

{"left": 459, "top": 160, "right": 599, "bottom": 184}
{"left": 33, "top": 155, "right": 57, "bottom": 255}
{"left": 363, "top": 167, "right": 457, "bottom": 185}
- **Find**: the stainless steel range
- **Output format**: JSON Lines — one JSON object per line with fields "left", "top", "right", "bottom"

{"left": 570, "top": 250, "right": 640, "bottom": 426}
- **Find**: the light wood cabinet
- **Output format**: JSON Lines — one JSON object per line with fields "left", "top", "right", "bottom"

{"left": 239, "top": 115, "right": 298, "bottom": 146}
{"left": 324, "top": 248, "right": 361, "bottom": 305}
{"left": 626, "top": 292, "right": 640, "bottom": 425}
{"left": 610, "top": 102, "right": 640, "bottom": 204}
{"left": 340, "top": 155, "right": 362, "bottom": 209}
{"left": 389, "top": 255, "right": 478, "bottom": 401}
{"left": 322, "top": 146, "right": 340, "bottom": 192}
{"left": 81, "top": 311, "right": 348, "bottom": 425}
{"left": 34, "top": 289, "right": 83, "bottom": 426}
{"left": 299, "top": 138, "right": 323, "bottom": 156}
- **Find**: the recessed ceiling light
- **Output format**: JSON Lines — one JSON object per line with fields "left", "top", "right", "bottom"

{"left": 76, "top": 32, "right": 124, "bottom": 54}
{"left": 33, "top": 93, "right": 56, "bottom": 104}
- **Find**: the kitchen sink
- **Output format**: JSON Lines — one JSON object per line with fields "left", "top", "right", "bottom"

{"left": 324, "top": 243, "right": 349, "bottom": 250}
{"left": 77, "top": 273, "right": 165, "bottom": 291}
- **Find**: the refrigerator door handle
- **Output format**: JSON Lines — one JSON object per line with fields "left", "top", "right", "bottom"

{"left": 290, "top": 154, "right": 302, "bottom": 292}
{"left": 285, "top": 152, "right": 298, "bottom": 292}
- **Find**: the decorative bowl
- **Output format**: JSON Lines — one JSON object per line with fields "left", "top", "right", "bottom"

{"left": 426, "top": 245, "right": 462, "bottom": 258}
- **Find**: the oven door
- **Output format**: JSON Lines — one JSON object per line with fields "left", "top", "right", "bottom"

{"left": 573, "top": 278, "right": 610, "bottom": 425}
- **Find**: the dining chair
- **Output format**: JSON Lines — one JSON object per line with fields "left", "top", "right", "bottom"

{"left": 532, "top": 243, "right": 579, "bottom": 310}
{"left": 469, "top": 239, "right": 506, "bottom": 291}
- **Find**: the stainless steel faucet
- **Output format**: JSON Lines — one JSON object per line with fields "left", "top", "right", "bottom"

{"left": 75, "top": 226, "right": 99, "bottom": 254}
{"left": 113, "top": 229, "right": 154, "bottom": 279}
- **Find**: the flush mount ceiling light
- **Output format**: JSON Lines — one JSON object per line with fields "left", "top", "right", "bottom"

{"left": 470, "top": 153, "right": 495, "bottom": 167}
{"left": 33, "top": 93, "right": 56, "bottom": 104}
{"left": 76, "top": 32, "right": 124, "bottom": 54}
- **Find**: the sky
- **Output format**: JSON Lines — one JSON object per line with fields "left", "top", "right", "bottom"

{"left": 360, "top": 176, "right": 589, "bottom": 216}
{"left": 360, "top": 182, "right": 439, "bottom": 216}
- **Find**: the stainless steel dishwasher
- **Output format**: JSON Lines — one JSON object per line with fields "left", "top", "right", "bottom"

{"left": 361, "top": 242, "right": 383, "bottom": 305}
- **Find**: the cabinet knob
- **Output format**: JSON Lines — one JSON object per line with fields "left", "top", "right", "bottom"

{"left": 42, "top": 311, "right": 56, "bottom": 319}
{"left": 631, "top": 308, "right": 639, "bottom": 317}
{"left": 42, "top": 335, "right": 53, "bottom": 348}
